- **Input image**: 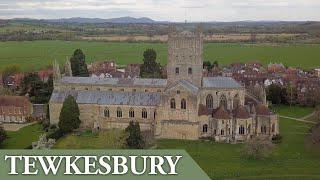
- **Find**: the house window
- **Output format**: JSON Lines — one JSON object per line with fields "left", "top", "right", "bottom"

{"left": 85, "top": 87, "right": 89, "bottom": 90}
{"left": 181, "top": 99, "right": 187, "bottom": 109}
{"left": 203, "top": 124, "right": 208, "bottom": 133}
{"left": 239, "top": 125, "right": 245, "bottom": 135}
{"left": 170, "top": 98, "right": 176, "bottom": 109}
{"left": 133, "top": 89, "right": 137, "bottom": 92}
{"left": 248, "top": 124, "right": 251, "bottom": 133}
{"left": 117, "top": 107, "right": 122, "bottom": 118}
{"left": 213, "top": 129, "right": 217, "bottom": 135}
{"left": 120, "top": 89, "right": 124, "bottom": 91}
{"left": 188, "top": 68, "right": 192, "bottom": 75}
{"left": 177, "top": 90, "right": 180, "bottom": 94}
{"left": 206, "top": 94, "right": 213, "bottom": 109}
{"left": 261, "top": 125, "right": 267, "bottom": 134}
{"left": 157, "top": 89, "right": 161, "bottom": 92}
{"left": 129, "top": 108, "right": 135, "bottom": 118}
{"left": 104, "top": 108, "right": 110, "bottom": 117}
{"left": 145, "top": 89, "right": 149, "bottom": 92}
{"left": 221, "top": 129, "right": 225, "bottom": 135}
{"left": 97, "top": 88, "right": 101, "bottom": 91}
{"left": 175, "top": 68, "right": 180, "bottom": 74}
{"left": 108, "top": 88, "right": 112, "bottom": 91}
{"left": 71, "top": 87, "right": 75, "bottom": 90}
{"left": 142, "top": 108, "right": 148, "bottom": 119}
{"left": 154, "top": 109, "right": 157, "bottom": 119}
{"left": 220, "top": 94, "right": 227, "bottom": 108}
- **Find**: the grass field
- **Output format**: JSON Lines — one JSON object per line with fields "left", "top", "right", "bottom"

{"left": 158, "top": 118, "right": 320, "bottom": 179}
{"left": 271, "top": 105, "right": 315, "bottom": 118}
{"left": 1, "top": 41, "right": 320, "bottom": 71}
{"left": 1, "top": 123, "right": 44, "bottom": 149}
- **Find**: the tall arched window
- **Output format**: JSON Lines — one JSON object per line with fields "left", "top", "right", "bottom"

{"left": 154, "top": 109, "right": 157, "bottom": 119}
{"left": 129, "top": 108, "right": 135, "bottom": 118}
{"left": 117, "top": 107, "right": 122, "bottom": 118}
{"left": 142, "top": 108, "right": 148, "bottom": 119}
{"left": 175, "top": 67, "right": 180, "bottom": 74}
{"left": 206, "top": 94, "right": 214, "bottom": 109}
{"left": 181, "top": 99, "right": 187, "bottom": 109}
{"left": 220, "top": 95, "right": 227, "bottom": 108}
{"left": 203, "top": 124, "right": 208, "bottom": 133}
{"left": 221, "top": 129, "right": 225, "bottom": 135}
{"left": 272, "top": 123, "right": 275, "bottom": 133}
{"left": 239, "top": 125, "right": 245, "bottom": 135}
{"left": 233, "top": 94, "right": 240, "bottom": 109}
{"left": 188, "top": 68, "right": 192, "bottom": 75}
{"left": 248, "top": 124, "right": 251, "bottom": 133}
{"left": 170, "top": 98, "right": 176, "bottom": 109}
{"left": 104, "top": 107, "right": 110, "bottom": 117}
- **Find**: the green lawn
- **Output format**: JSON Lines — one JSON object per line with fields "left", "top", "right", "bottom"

{"left": 54, "top": 129, "right": 124, "bottom": 149}
{"left": 271, "top": 105, "right": 314, "bottom": 118}
{"left": 1, "top": 41, "right": 320, "bottom": 71}
{"left": 158, "top": 118, "right": 320, "bottom": 179}
{"left": 1, "top": 123, "right": 44, "bottom": 149}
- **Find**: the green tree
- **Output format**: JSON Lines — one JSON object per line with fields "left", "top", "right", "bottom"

{"left": 203, "top": 61, "right": 212, "bottom": 69}
{"left": 21, "top": 73, "right": 43, "bottom": 96}
{"left": 0, "top": 126, "right": 7, "bottom": 146}
{"left": 140, "top": 49, "right": 162, "bottom": 78}
{"left": 267, "top": 84, "right": 283, "bottom": 104}
{"left": 70, "top": 49, "right": 89, "bottom": 77}
{"left": 58, "top": 95, "right": 81, "bottom": 132}
{"left": 212, "top": 60, "right": 219, "bottom": 67}
{"left": 125, "top": 121, "right": 144, "bottom": 149}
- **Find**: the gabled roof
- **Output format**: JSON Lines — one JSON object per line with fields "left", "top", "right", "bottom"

{"left": 0, "top": 96, "right": 30, "bottom": 107}
{"left": 60, "top": 77, "right": 167, "bottom": 87}
{"left": 256, "top": 104, "right": 274, "bottom": 116}
{"left": 233, "top": 105, "right": 251, "bottom": 119}
{"left": 198, "top": 104, "right": 210, "bottom": 116}
{"left": 50, "top": 90, "right": 161, "bottom": 107}
{"left": 165, "top": 80, "right": 199, "bottom": 95}
{"left": 212, "top": 105, "right": 231, "bottom": 119}
{"left": 203, "top": 77, "right": 243, "bottom": 89}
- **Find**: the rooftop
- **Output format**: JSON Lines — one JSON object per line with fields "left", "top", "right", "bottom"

{"left": 50, "top": 90, "right": 161, "bottom": 106}
{"left": 203, "top": 77, "right": 243, "bottom": 89}
{"left": 60, "top": 77, "right": 167, "bottom": 87}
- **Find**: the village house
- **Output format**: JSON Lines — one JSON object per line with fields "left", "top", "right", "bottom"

{"left": 0, "top": 95, "right": 33, "bottom": 123}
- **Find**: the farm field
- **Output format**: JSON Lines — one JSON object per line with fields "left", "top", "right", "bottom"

{"left": 1, "top": 41, "right": 320, "bottom": 71}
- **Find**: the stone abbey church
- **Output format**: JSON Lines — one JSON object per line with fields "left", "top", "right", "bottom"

{"left": 49, "top": 30, "right": 279, "bottom": 142}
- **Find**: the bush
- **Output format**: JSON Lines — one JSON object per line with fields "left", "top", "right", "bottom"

{"left": 272, "top": 134, "right": 283, "bottom": 143}
{"left": 46, "top": 129, "right": 65, "bottom": 140}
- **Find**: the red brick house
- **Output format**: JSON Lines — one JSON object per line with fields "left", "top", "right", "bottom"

{"left": 0, "top": 96, "right": 33, "bottom": 123}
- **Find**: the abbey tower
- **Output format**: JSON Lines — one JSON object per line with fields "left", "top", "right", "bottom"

{"left": 167, "top": 29, "right": 203, "bottom": 87}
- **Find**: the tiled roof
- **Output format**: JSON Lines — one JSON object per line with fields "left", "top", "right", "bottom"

{"left": 212, "top": 105, "right": 231, "bottom": 119}
{"left": 198, "top": 104, "right": 210, "bottom": 116}
{"left": 256, "top": 104, "right": 274, "bottom": 116}
{"left": 233, "top": 105, "right": 251, "bottom": 119}
{"left": 50, "top": 90, "right": 161, "bottom": 106}
{"left": 0, "top": 96, "right": 28, "bottom": 107}
{"left": 202, "top": 77, "right": 243, "bottom": 89}
{"left": 60, "top": 77, "right": 167, "bottom": 87}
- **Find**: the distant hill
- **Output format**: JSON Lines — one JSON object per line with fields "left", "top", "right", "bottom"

{"left": 46, "top": 17, "right": 156, "bottom": 24}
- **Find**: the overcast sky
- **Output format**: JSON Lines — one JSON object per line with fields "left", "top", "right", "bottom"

{"left": 1, "top": 0, "right": 320, "bottom": 21}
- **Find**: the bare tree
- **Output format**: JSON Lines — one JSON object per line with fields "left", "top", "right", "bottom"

{"left": 32, "top": 134, "right": 56, "bottom": 150}
{"left": 244, "top": 138, "right": 274, "bottom": 160}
